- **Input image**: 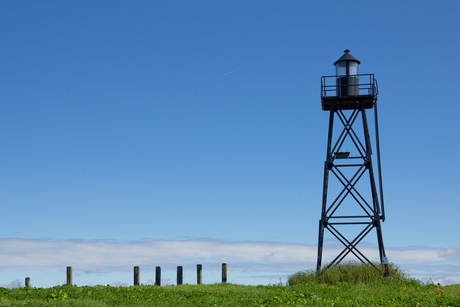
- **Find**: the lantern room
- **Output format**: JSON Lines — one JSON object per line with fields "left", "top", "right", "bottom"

{"left": 321, "top": 49, "right": 378, "bottom": 111}
{"left": 335, "top": 49, "right": 360, "bottom": 97}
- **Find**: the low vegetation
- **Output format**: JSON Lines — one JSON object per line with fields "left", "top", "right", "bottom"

{"left": 0, "top": 263, "right": 459, "bottom": 306}
{"left": 288, "top": 261, "right": 410, "bottom": 285}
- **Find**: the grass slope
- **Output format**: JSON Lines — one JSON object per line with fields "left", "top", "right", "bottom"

{"left": 288, "top": 261, "right": 409, "bottom": 285}
{"left": 1, "top": 263, "right": 459, "bottom": 306}
{"left": 0, "top": 281, "right": 459, "bottom": 306}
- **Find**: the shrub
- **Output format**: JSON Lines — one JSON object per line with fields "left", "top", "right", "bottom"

{"left": 288, "top": 261, "right": 414, "bottom": 285}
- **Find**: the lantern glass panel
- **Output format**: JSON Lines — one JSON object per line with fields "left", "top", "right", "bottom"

{"left": 349, "top": 62, "right": 359, "bottom": 75}
{"left": 336, "top": 62, "right": 346, "bottom": 76}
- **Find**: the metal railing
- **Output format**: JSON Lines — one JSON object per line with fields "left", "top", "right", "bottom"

{"left": 321, "top": 74, "right": 378, "bottom": 99}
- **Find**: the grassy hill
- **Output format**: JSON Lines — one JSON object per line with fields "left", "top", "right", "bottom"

{"left": 0, "top": 281, "right": 459, "bottom": 306}
{"left": 1, "top": 263, "right": 459, "bottom": 306}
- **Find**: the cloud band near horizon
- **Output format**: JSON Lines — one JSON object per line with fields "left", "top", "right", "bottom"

{"left": 0, "top": 238, "right": 459, "bottom": 285}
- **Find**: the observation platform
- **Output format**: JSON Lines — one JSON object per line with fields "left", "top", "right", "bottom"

{"left": 321, "top": 74, "right": 378, "bottom": 111}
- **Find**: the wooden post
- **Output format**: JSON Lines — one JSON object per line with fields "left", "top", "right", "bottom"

{"left": 177, "top": 266, "right": 183, "bottom": 285}
{"left": 25, "top": 277, "right": 30, "bottom": 287}
{"left": 197, "top": 264, "right": 202, "bottom": 285}
{"left": 222, "top": 263, "right": 227, "bottom": 283}
{"left": 66, "top": 266, "right": 72, "bottom": 285}
{"left": 155, "top": 266, "right": 161, "bottom": 286}
{"left": 134, "top": 266, "right": 140, "bottom": 286}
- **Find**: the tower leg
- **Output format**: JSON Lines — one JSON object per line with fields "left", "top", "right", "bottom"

{"left": 317, "top": 219, "right": 324, "bottom": 272}
{"left": 317, "top": 105, "right": 335, "bottom": 273}
{"left": 375, "top": 220, "right": 389, "bottom": 276}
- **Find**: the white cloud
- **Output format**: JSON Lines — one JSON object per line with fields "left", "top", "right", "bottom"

{"left": 0, "top": 279, "right": 22, "bottom": 289}
{"left": 0, "top": 239, "right": 317, "bottom": 271}
{"left": 387, "top": 247, "right": 460, "bottom": 263}
{"left": 0, "top": 239, "right": 459, "bottom": 286}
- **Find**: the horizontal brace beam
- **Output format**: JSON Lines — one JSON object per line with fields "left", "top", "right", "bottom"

{"left": 327, "top": 215, "right": 374, "bottom": 219}
{"left": 333, "top": 164, "right": 367, "bottom": 167}
{"left": 335, "top": 156, "right": 366, "bottom": 160}
{"left": 327, "top": 222, "right": 373, "bottom": 225}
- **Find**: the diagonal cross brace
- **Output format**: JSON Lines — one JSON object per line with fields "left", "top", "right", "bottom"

{"left": 326, "top": 223, "right": 376, "bottom": 268}
{"left": 332, "top": 107, "right": 367, "bottom": 158}
{"left": 326, "top": 164, "right": 374, "bottom": 218}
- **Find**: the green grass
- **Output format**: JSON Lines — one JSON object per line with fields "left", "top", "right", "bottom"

{"left": 0, "top": 281, "right": 459, "bottom": 306}
{"left": 288, "top": 261, "right": 411, "bottom": 285}
{"left": 1, "top": 264, "right": 459, "bottom": 306}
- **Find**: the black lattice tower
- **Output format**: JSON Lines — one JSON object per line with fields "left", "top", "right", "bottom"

{"left": 317, "top": 50, "right": 389, "bottom": 276}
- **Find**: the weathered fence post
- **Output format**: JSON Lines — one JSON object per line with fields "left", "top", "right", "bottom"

{"left": 197, "top": 264, "right": 202, "bottom": 285}
{"left": 177, "top": 266, "right": 183, "bottom": 285}
{"left": 134, "top": 266, "right": 140, "bottom": 286}
{"left": 155, "top": 266, "right": 161, "bottom": 286}
{"left": 25, "top": 277, "right": 30, "bottom": 287}
{"left": 66, "top": 266, "right": 72, "bottom": 285}
{"left": 222, "top": 263, "right": 227, "bottom": 283}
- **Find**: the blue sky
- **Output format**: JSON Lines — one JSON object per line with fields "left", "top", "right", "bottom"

{"left": 0, "top": 0, "right": 459, "bottom": 287}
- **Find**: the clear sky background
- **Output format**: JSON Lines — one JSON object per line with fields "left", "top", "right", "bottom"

{"left": 0, "top": 0, "right": 459, "bottom": 287}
